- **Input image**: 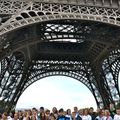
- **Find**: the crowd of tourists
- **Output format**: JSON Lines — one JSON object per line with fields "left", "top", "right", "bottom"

{"left": 0, "top": 103, "right": 120, "bottom": 120}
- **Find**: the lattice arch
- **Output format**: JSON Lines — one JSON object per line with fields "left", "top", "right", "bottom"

{"left": 1, "top": 1, "right": 120, "bottom": 36}
{"left": 102, "top": 49, "right": 120, "bottom": 104}
{"left": 21, "top": 67, "right": 103, "bottom": 108}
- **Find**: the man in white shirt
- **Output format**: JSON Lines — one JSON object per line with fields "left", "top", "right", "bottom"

{"left": 114, "top": 108, "right": 120, "bottom": 120}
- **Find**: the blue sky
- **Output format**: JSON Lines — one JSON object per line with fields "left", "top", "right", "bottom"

{"left": 16, "top": 76, "right": 97, "bottom": 111}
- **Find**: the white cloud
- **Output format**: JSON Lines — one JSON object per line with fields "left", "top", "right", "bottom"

{"left": 16, "top": 76, "right": 97, "bottom": 111}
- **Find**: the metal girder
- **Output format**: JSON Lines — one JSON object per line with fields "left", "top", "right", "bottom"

{"left": 91, "top": 63, "right": 113, "bottom": 108}
{"left": 0, "top": 0, "right": 120, "bottom": 15}
{"left": 102, "top": 49, "right": 120, "bottom": 103}
{"left": 0, "top": 53, "right": 104, "bottom": 112}
{"left": 1, "top": 1, "right": 120, "bottom": 36}
{"left": 0, "top": 0, "right": 120, "bottom": 113}
{"left": 1, "top": 20, "right": 120, "bottom": 61}
{"left": 23, "top": 60, "right": 103, "bottom": 108}
{"left": 0, "top": 52, "right": 25, "bottom": 111}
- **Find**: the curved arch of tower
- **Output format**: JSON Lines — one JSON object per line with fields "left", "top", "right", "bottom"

{"left": 0, "top": 0, "right": 120, "bottom": 112}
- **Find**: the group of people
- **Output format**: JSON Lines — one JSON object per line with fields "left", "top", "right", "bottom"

{"left": 0, "top": 104, "right": 120, "bottom": 120}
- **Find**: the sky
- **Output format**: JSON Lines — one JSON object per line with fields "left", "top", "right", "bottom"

{"left": 16, "top": 76, "right": 97, "bottom": 112}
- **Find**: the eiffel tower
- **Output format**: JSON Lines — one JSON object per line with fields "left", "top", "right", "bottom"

{"left": 0, "top": 0, "right": 120, "bottom": 112}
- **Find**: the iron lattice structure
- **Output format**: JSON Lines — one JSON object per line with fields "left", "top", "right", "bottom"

{"left": 0, "top": 0, "right": 120, "bottom": 112}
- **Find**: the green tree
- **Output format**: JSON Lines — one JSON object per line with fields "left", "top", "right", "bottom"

{"left": 116, "top": 101, "right": 120, "bottom": 109}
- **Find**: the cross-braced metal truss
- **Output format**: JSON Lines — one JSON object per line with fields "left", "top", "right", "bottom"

{"left": 102, "top": 49, "right": 120, "bottom": 103}
{"left": 0, "top": 54, "right": 104, "bottom": 111}
{"left": 0, "top": 0, "right": 120, "bottom": 112}
{"left": 1, "top": 20, "right": 120, "bottom": 61}
{"left": 1, "top": 0, "right": 120, "bottom": 36}
{"left": 0, "top": 52, "right": 25, "bottom": 111}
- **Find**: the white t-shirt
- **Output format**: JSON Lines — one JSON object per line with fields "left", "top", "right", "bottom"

{"left": 82, "top": 115, "right": 92, "bottom": 120}
{"left": 114, "top": 114, "right": 120, "bottom": 120}
{"left": 103, "top": 116, "right": 113, "bottom": 120}
{"left": 95, "top": 116, "right": 105, "bottom": 120}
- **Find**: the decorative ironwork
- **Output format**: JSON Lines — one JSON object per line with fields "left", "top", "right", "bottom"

{"left": 0, "top": 0, "right": 120, "bottom": 112}
{"left": 1, "top": 1, "right": 120, "bottom": 36}
{"left": 0, "top": 52, "right": 25, "bottom": 111}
